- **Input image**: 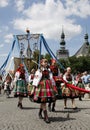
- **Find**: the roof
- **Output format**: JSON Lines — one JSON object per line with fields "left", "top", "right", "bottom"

{"left": 74, "top": 43, "right": 90, "bottom": 57}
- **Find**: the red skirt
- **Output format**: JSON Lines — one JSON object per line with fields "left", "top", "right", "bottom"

{"left": 33, "top": 79, "right": 57, "bottom": 103}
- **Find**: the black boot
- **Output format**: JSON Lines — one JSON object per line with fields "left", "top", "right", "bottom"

{"left": 43, "top": 110, "right": 50, "bottom": 123}
{"left": 17, "top": 102, "right": 23, "bottom": 109}
{"left": 19, "top": 103, "right": 23, "bottom": 109}
{"left": 29, "top": 94, "right": 34, "bottom": 102}
{"left": 48, "top": 103, "right": 51, "bottom": 112}
{"left": 79, "top": 96, "right": 82, "bottom": 101}
{"left": 17, "top": 102, "right": 20, "bottom": 107}
{"left": 38, "top": 108, "right": 43, "bottom": 119}
{"left": 52, "top": 102, "right": 55, "bottom": 112}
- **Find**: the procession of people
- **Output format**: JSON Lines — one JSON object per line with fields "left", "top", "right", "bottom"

{"left": 0, "top": 58, "right": 90, "bottom": 124}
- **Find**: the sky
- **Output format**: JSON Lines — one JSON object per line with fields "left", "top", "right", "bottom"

{"left": 0, "top": 0, "right": 90, "bottom": 69}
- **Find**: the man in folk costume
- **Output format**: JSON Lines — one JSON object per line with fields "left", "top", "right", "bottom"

{"left": 13, "top": 64, "right": 28, "bottom": 109}
{"left": 48, "top": 59, "right": 62, "bottom": 112}
{"left": 31, "top": 58, "right": 57, "bottom": 123}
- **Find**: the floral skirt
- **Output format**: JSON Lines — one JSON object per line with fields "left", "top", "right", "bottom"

{"left": 31, "top": 79, "right": 57, "bottom": 103}
{"left": 13, "top": 79, "right": 27, "bottom": 97}
{"left": 61, "top": 85, "right": 79, "bottom": 99}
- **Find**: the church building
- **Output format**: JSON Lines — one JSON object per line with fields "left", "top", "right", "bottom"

{"left": 56, "top": 30, "right": 69, "bottom": 59}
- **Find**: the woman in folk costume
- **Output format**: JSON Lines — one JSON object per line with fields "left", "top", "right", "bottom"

{"left": 63, "top": 67, "right": 78, "bottom": 109}
{"left": 31, "top": 58, "right": 57, "bottom": 123}
{"left": 48, "top": 59, "right": 62, "bottom": 112}
{"left": 13, "top": 64, "right": 28, "bottom": 109}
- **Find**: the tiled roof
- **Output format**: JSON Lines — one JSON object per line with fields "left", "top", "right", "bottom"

{"left": 74, "top": 43, "right": 90, "bottom": 57}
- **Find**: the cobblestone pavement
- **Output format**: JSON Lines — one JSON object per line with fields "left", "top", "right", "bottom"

{"left": 0, "top": 93, "right": 90, "bottom": 130}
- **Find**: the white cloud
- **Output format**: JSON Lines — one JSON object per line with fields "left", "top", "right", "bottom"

{"left": 0, "top": 0, "right": 9, "bottom": 7}
{"left": 65, "top": 0, "right": 90, "bottom": 18}
{"left": 12, "top": 0, "right": 90, "bottom": 40}
{"left": 0, "top": 26, "right": 10, "bottom": 44}
{"left": 4, "top": 34, "right": 13, "bottom": 43}
{"left": 14, "top": 0, "right": 25, "bottom": 12}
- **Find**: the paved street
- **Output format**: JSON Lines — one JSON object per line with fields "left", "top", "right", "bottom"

{"left": 0, "top": 93, "right": 90, "bottom": 130}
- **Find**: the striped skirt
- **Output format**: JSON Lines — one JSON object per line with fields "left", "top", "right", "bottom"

{"left": 33, "top": 79, "right": 57, "bottom": 103}
{"left": 13, "top": 79, "right": 27, "bottom": 97}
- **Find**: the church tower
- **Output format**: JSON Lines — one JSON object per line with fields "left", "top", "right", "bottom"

{"left": 74, "top": 33, "right": 90, "bottom": 57}
{"left": 56, "top": 29, "right": 69, "bottom": 59}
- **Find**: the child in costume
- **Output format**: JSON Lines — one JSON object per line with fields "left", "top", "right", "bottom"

{"left": 30, "top": 58, "right": 57, "bottom": 123}
{"left": 13, "top": 64, "right": 28, "bottom": 109}
{"left": 48, "top": 59, "right": 62, "bottom": 112}
{"left": 4, "top": 78, "right": 11, "bottom": 98}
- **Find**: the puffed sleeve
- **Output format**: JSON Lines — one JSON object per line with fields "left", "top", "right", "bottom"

{"left": 32, "top": 69, "right": 42, "bottom": 87}
{"left": 14, "top": 71, "right": 20, "bottom": 82}
{"left": 63, "top": 74, "right": 68, "bottom": 82}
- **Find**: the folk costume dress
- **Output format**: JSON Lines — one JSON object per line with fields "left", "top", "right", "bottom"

{"left": 13, "top": 68, "right": 27, "bottom": 97}
{"left": 62, "top": 72, "right": 78, "bottom": 98}
{"left": 50, "top": 65, "right": 63, "bottom": 99}
{"left": 32, "top": 67, "right": 57, "bottom": 103}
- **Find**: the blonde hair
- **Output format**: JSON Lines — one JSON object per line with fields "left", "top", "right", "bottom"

{"left": 67, "top": 67, "right": 71, "bottom": 71}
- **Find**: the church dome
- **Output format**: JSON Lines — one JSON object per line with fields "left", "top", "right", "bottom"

{"left": 84, "top": 33, "right": 88, "bottom": 40}
{"left": 84, "top": 33, "right": 89, "bottom": 45}
{"left": 60, "top": 39, "right": 66, "bottom": 45}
